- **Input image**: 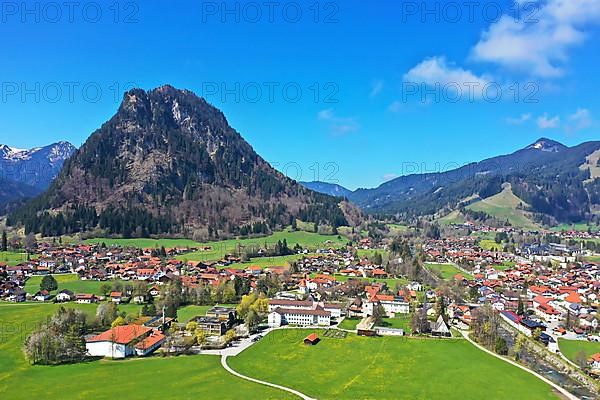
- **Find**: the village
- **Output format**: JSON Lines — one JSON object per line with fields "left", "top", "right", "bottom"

{"left": 0, "top": 224, "right": 599, "bottom": 398}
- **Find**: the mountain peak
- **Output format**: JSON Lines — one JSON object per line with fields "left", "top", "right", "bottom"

{"left": 525, "top": 138, "right": 567, "bottom": 153}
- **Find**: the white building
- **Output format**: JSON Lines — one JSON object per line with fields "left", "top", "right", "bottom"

{"left": 363, "top": 295, "right": 409, "bottom": 317}
{"left": 268, "top": 307, "right": 331, "bottom": 327}
{"left": 85, "top": 325, "right": 164, "bottom": 359}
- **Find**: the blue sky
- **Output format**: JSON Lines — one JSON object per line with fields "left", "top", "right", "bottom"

{"left": 1, "top": 0, "right": 599, "bottom": 189}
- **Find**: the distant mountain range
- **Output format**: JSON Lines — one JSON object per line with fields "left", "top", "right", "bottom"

{"left": 0, "top": 141, "right": 76, "bottom": 211}
{"left": 305, "top": 138, "right": 600, "bottom": 226}
{"left": 5, "top": 95, "right": 600, "bottom": 234}
{"left": 8, "top": 86, "right": 349, "bottom": 237}
{"left": 299, "top": 181, "right": 352, "bottom": 198}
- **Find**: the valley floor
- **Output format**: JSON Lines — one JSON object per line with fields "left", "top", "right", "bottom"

{"left": 0, "top": 303, "right": 562, "bottom": 400}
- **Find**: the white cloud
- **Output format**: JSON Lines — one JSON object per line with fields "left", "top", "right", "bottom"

{"left": 370, "top": 80, "right": 384, "bottom": 97}
{"left": 566, "top": 108, "right": 592, "bottom": 132}
{"left": 388, "top": 101, "right": 403, "bottom": 113}
{"left": 317, "top": 109, "right": 359, "bottom": 135}
{"left": 537, "top": 113, "right": 560, "bottom": 129}
{"left": 471, "top": 0, "right": 600, "bottom": 77}
{"left": 318, "top": 109, "right": 334, "bottom": 120}
{"left": 403, "top": 56, "right": 491, "bottom": 99}
{"left": 506, "top": 113, "right": 532, "bottom": 125}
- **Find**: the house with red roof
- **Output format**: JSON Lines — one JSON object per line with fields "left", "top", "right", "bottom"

{"left": 86, "top": 324, "right": 165, "bottom": 358}
{"left": 589, "top": 353, "right": 600, "bottom": 370}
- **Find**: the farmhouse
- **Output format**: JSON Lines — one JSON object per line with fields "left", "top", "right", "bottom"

{"left": 56, "top": 289, "right": 74, "bottom": 302}
{"left": 589, "top": 353, "right": 600, "bottom": 370}
{"left": 86, "top": 324, "right": 165, "bottom": 358}
{"left": 76, "top": 293, "right": 98, "bottom": 303}
{"left": 110, "top": 291, "right": 123, "bottom": 303}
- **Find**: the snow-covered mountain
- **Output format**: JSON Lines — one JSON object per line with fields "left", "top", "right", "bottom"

{"left": 0, "top": 141, "right": 76, "bottom": 189}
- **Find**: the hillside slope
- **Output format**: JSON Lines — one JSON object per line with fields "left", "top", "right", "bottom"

{"left": 350, "top": 138, "right": 600, "bottom": 225}
{"left": 466, "top": 183, "right": 539, "bottom": 230}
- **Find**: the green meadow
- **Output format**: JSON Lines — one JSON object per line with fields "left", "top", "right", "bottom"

{"left": 229, "top": 329, "right": 557, "bottom": 400}
{"left": 84, "top": 237, "right": 202, "bottom": 248}
{"left": 176, "top": 230, "right": 348, "bottom": 263}
{"left": 23, "top": 274, "right": 126, "bottom": 296}
{"left": 424, "top": 262, "right": 473, "bottom": 280}
{"left": 558, "top": 338, "right": 600, "bottom": 366}
{"left": 0, "top": 303, "right": 290, "bottom": 400}
{"left": 0, "top": 251, "right": 37, "bottom": 266}
{"left": 467, "top": 184, "right": 539, "bottom": 230}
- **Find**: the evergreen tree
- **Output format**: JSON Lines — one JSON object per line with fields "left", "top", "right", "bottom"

{"left": 1, "top": 231, "right": 7, "bottom": 252}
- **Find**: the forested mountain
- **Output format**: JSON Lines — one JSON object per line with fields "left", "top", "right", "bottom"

{"left": 8, "top": 85, "right": 349, "bottom": 237}
{"left": 300, "top": 181, "right": 352, "bottom": 198}
{"left": 348, "top": 138, "right": 600, "bottom": 225}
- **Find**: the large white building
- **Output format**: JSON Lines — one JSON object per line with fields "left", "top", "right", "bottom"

{"left": 267, "top": 299, "right": 340, "bottom": 327}
{"left": 363, "top": 294, "right": 409, "bottom": 317}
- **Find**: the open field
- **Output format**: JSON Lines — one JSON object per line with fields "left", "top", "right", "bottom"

{"left": 225, "top": 254, "right": 305, "bottom": 270}
{"left": 378, "top": 315, "right": 412, "bottom": 331}
{"left": 425, "top": 262, "right": 473, "bottom": 280}
{"left": 438, "top": 210, "right": 466, "bottom": 225}
{"left": 386, "top": 223, "right": 413, "bottom": 233}
{"left": 0, "top": 303, "right": 291, "bottom": 400}
{"left": 0, "top": 251, "right": 37, "bottom": 266}
{"left": 585, "top": 256, "right": 600, "bottom": 263}
{"left": 229, "top": 329, "right": 557, "bottom": 399}
{"left": 84, "top": 237, "right": 202, "bottom": 248}
{"left": 551, "top": 223, "right": 599, "bottom": 232}
{"left": 176, "top": 230, "right": 348, "bottom": 263}
{"left": 480, "top": 239, "right": 504, "bottom": 251}
{"left": 558, "top": 338, "right": 600, "bottom": 365}
{"left": 23, "top": 274, "right": 126, "bottom": 296}
{"left": 338, "top": 317, "right": 360, "bottom": 330}
{"left": 467, "top": 184, "right": 539, "bottom": 230}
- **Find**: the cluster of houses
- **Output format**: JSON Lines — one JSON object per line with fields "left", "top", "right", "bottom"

{"left": 424, "top": 237, "right": 516, "bottom": 269}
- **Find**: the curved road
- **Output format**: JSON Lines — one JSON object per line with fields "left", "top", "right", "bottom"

{"left": 459, "top": 330, "right": 579, "bottom": 400}
{"left": 221, "top": 355, "right": 316, "bottom": 400}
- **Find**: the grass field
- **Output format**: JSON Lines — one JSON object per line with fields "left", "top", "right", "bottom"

{"left": 84, "top": 237, "right": 202, "bottom": 248}
{"left": 585, "top": 256, "right": 600, "bottom": 263}
{"left": 558, "top": 338, "right": 600, "bottom": 365}
{"left": 480, "top": 239, "right": 504, "bottom": 251}
{"left": 378, "top": 315, "right": 412, "bottom": 331}
{"left": 23, "top": 274, "right": 126, "bottom": 296}
{"left": 176, "top": 230, "right": 348, "bottom": 263}
{"left": 0, "top": 251, "right": 37, "bottom": 266}
{"left": 550, "top": 223, "right": 599, "bottom": 232}
{"left": 387, "top": 223, "right": 412, "bottom": 233}
{"left": 438, "top": 210, "right": 466, "bottom": 225}
{"left": 225, "top": 254, "right": 305, "bottom": 270}
{"left": 0, "top": 303, "right": 291, "bottom": 400}
{"left": 228, "top": 329, "right": 557, "bottom": 399}
{"left": 425, "top": 262, "right": 473, "bottom": 280}
{"left": 338, "top": 317, "right": 360, "bottom": 330}
{"left": 467, "top": 184, "right": 539, "bottom": 230}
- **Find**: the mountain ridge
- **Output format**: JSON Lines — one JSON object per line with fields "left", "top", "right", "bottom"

{"left": 8, "top": 85, "right": 350, "bottom": 237}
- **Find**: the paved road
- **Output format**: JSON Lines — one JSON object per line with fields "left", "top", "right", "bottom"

{"left": 221, "top": 354, "right": 316, "bottom": 400}
{"left": 201, "top": 328, "right": 276, "bottom": 356}
{"left": 459, "top": 330, "right": 579, "bottom": 400}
